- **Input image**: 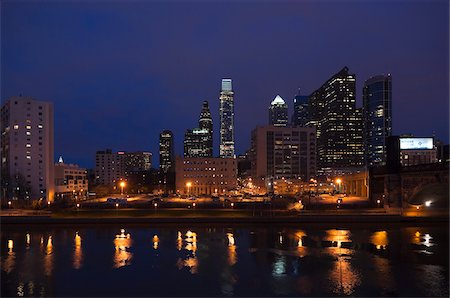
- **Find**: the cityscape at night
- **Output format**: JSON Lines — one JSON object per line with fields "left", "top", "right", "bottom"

{"left": 1, "top": 0, "right": 449, "bottom": 297}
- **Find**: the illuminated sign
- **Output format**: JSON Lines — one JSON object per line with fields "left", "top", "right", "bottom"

{"left": 399, "top": 138, "right": 433, "bottom": 150}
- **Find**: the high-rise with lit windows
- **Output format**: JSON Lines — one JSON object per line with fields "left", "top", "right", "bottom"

{"left": 159, "top": 130, "right": 175, "bottom": 173}
{"left": 1, "top": 96, "right": 54, "bottom": 202}
{"left": 363, "top": 74, "right": 392, "bottom": 167}
{"left": 269, "top": 95, "right": 288, "bottom": 126}
{"left": 292, "top": 89, "right": 309, "bottom": 127}
{"left": 219, "top": 79, "right": 235, "bottom": 158}
{"left": 184, "top": 101, "right": 213, "bottom": 158}
{"left": 307, "top": 67, "right": 364, "bottom": 174}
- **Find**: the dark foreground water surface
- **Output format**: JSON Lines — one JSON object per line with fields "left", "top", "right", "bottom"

{"left": 1, "top": 223, "right": 449, "bottom": 297}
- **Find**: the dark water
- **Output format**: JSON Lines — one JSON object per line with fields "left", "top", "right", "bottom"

{"left": 1, "top": 223, "right": 449, "bottom": 297}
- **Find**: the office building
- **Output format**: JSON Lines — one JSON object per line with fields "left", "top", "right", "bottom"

{"left": 219, "top": 78, "right": 235, "bottom": 158}
{"left": 159, "top": 130, "right": 175, "bottom": 173}
{"left": 94, "top": 149, "right": 125, "bottom": 186}
{"left": 292, "top": 90, "right": 309, "bottom": 127}
{"left": 386, "top": 136, "right": 437, "bottom": 167}
{"left": 363, "top": 74, "right": 392, "bottom": 167}
{"left": 95, "top": 150, "right": 152, "bottom": 185}
{"left": 54, "top": 157, "right": 88, "bottom": 200}
{"left": 269, "top": 95, "right": 288, "bottom": 126}
{"left": 1, "top": 96, "right": 54, "bottom": 202}
{"left": 184, "top": 101, "right": 213, "bottom": 158}
{"left": 175, "top": 156, "right": 237, "bottom": 195}
{"left": 124, "top": 151, "right": 152, "bottom": 174}
{"left": 307, "top": 67, "right": 364, "bottom": 174}
{"left": 249, "top": 125, "right": 317, "bottom": 182}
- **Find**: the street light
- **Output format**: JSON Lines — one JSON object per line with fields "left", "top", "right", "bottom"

{"left": 335, "top": 178, "right": 342, "bottom": 193}
{"left": 119, "top": 181, "right": 126, "bottom": 196}
{"left": 8, "top": 201, "right": 11, "bottom": 208}
{"left": 186, "top": 182, "right": 192, "bottom": 196}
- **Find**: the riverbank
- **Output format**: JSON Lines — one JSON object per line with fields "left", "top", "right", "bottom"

{"left": 1, "top": 208, "right": 448, "bottom": 224}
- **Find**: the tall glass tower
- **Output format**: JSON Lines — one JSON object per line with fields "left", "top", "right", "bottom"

{"left": 184, "top": 101, "right": 213, "bottom": 158}
{"left": 219, "top": 79, "right": 235, "bottom": 158}
{"left": 363, "top": 74, "right": 392, "bottom": 167}
{"left": 269, "top": 95, "right": 288, "bottom": 126}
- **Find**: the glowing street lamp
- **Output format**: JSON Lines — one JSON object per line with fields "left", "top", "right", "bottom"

{"left": 8, "top": 201, "right": 11, "bottom": 208}
{"left": 335, "top": 178, "right": 342, "bottom": 193}
{"left": 186, "top": 182, "right": 192, "bottom": 195}
{"left": 119, "top": 181, "right": 126, "bottom": 196}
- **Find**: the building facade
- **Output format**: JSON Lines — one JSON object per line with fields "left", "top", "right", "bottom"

{"left": 159, "top": 130, "right": 175, "bottom": 173}
{"left": 219, "top": 79, "right": 235, "bottom": 158}
{"left": 363, "top": 74, "right": 392, "bottom": 167}
{"left": 95, "top": 149, "right": 125, "bottom": 186}
{"left": 54, "top": 158, "right": 88, "bottom": 201}
{"left": 386, "top": 136, "right": 438, "bottom": 168}
{"left": 307, "top": 67, "right": 364, "bottom": 174}
{"left": 1, "top": 96, "right": 54, "bottom": 202}
{"left": 175, "top": 156, "right": 237, "bottom": 195}
{"left": 95, "top": 149, "right": 152, "bottom": 186}
{"left": 184, "top": 101, "right": 213, "bottom": 158}
{"left": 124, "top": 151, "right": 151, "bottom": 174}
{"left": 292, "top": 90, "right": 309, "bottom": 127}
{"left": 249, "top": 125, "right": 317, "bottom": 183}
{"left": 269, "top": 95, "right": 288, "bottom": 127}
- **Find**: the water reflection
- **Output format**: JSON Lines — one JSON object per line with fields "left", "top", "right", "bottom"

{"left": 370, "top": 231, "right": 389, "bottom": 250}
{"left": 175, "top": 230, "right": 199, "bottom": 274}
{"left": 177, "top": 231, "right": 182, "bottom": 251}
{"left": 73, "top": 232, "right": 83, "bottom": 269}
{"left": 153, "top": 235, "right": 159, "bottom": 250}
{"left": 3, "top": 240, "right": 16, "bottom": 273}
{"left": 113, "top": 229, "right": 133, "bottom": 268}
{"left": 44, "top": 236, "right": 53, "bottom": 276}
{"left": 324, "top": 230, "right": 360, "bottom": 295}
{"left": 26, "top": 233, "right": 31, "bottom": 248}
{"left": 227, "top": 233, "right": 237, "bottom": 266}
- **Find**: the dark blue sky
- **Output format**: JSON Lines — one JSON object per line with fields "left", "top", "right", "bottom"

{"left": 2, "top": 0, "right": 449, "bottom": 168}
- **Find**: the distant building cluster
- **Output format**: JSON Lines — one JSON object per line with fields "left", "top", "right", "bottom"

{"left": 1, "top": 69, "right": 448, "bottom": 203}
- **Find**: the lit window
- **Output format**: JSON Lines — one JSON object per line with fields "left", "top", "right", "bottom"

{"left": 26, "top": 131, "right": 31, "bottom": 135}
{"left": 13, "top": 125, "right": 19, "bottom": 130}
{"left": 26, "top": 156, "right": 31, "bottom": 159}
{"left": 26, "top": 144, "right": 31, "bottom": 148}
{"left": 26, "top": 125, "right": 31, "bottom": 129}
{"left": 38, "top": 124, "right": 43, "bottom": 129}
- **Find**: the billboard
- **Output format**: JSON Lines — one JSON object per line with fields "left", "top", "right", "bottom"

{"left": 399, "top": 138, "right": 433, "bottom": 150}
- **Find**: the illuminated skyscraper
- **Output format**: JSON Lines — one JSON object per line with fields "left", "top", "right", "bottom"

{"left": 292, "top": 89, "right": 309, "bottom": 127}
{"left": 184, "top": 101, "right": 213, "bottom": 157}
{"left": 159, "top": 130, "right": 174, "bottom": 173}
{"left": 269, "top": 95, "right": 288, "bottom": 126}
{"left": 219, "top": 79, "right": 235, "bottom": 158}
{"left": 363, "top": 74, "right": 392, "bottom": 167}
{"left": 307, "top": 67, "right": 364, "bottom": 174}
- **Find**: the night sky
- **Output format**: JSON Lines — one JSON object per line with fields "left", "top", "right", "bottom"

{"left": 2, "top": 0, "right": 449, "bottom": 168}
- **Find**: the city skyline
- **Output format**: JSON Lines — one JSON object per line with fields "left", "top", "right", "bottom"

{"left": 2, "top": 0, "right": 448, "bottom": 168}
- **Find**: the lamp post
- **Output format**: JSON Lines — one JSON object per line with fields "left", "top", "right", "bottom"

{"left": 335, "top": 178, "right": 342, "bottom": 194}
{"left": 120, "top": 181, "right": 126, "bottom": 196}
{"left": 8, "top": 201, "right": 11, "bottom": 209}
{"left": 186, "top": 182, "right": 192, "bottom": 196}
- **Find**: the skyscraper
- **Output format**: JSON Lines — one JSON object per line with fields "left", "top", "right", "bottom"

{"left": 219, "top": 78, "right": 235, "bottom": 158}
{"left": 307, "top": 67, "right": 364, "bottom": 174}
{"left": 292, "top": 89, "right": 309, "bottom": 127}
{"left": 159, "top": 130, "right": 175, "bottom": 173}
{"left": 1, "top": 96, "right": 55, "bottom": 202}
{"left": 184, "top": 101, "right": 213, "bottom": 158}
{"left": 269, "top": 95, "right": 288, "bottom": 126}
{"left": 363, "top": 74, "right": 392, "bottom": 167}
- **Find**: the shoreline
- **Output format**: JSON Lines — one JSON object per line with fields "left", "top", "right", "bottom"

{"left": 1, "top": 213, "right": 448, "bottom": 225}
